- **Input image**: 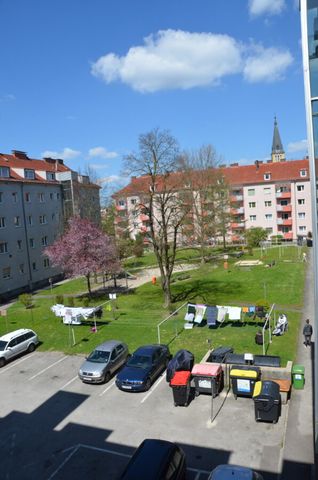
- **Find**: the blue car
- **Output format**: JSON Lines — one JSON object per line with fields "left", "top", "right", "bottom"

{"left": 116, "top": 344, "right": 171, "bottom": 392}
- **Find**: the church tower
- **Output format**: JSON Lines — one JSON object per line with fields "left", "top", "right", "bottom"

{"left": 271, "top": 116, "right": 286, "bottom": 163}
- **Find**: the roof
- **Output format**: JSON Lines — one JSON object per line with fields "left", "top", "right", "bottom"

{"left": 114, "top": 159, "right": 310, "bottom": 198}
{"left": 95, "top": 340, "right": 124, "bottom": 351}
{"left": 272, "top": 117, "right": 284, "bottom": 154}
{"left": 0, "top": 329, "right": 35, "bottom": 342}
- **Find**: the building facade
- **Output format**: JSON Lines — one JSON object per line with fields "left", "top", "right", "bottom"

{"left": 0, "top": 150, "right": 100, "bottom": 300}
{"left": 113, "top": 158, "right": 312, "bottom": 245}
{"left": 300, "top": 0, "right": 318, "bottom": 451}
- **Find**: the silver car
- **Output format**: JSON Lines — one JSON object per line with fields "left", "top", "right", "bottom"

{"left": 78, "top": 340, "right": 129, "bottom": 384}
{"left": 0, "top": 329, "right": 39, "bottom": 367}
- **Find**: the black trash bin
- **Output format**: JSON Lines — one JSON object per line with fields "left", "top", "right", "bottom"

{"left": 225, "top": 353, "right": 246, "bottom": 365}
{"left": 208, "top": 346, "right": 233, "bottom": 363}
{"left": 254, "top": 355, "right": 281, "bottom": 368}
{"left": 253, "top": 380, "right": 281, "bottom": 423}
{"left": 170, "top": 371, "right": 191, "bottom": 406}
{"left": 230, "top": 366, "right": 260, "bottom": 399}
{"left": 166, "top": 349, "right": 194, "bottom": 383}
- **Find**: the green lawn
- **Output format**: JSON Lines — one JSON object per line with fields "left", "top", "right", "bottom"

{"left": 2, "top": 245, "right": 306, "bottom": 368}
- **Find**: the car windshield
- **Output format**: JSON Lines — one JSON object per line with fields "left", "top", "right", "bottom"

{"left": 127, "top": 354, "right": 152, "bottom": 368}
{"left": 0, "top": 340, "right": 7, "bottom": 351}
{"left": 87, "top": 350, "right": 110, "bottom": 363}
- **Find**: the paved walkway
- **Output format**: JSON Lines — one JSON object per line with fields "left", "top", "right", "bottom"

{"left": 281, "top": 249, "right": 316, "bottom": 479}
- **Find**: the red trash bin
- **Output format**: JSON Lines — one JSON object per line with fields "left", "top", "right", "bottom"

{"left": 170, "top": 371, "right": 191, "bottom": 406}
{"left": 191, "top": 364, "right": 223, "bottom": 397}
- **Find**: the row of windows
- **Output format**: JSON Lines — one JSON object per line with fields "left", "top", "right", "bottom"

{"left": 0, "top": 166, "right": 56, "bottom": 181}
{"left": 0, "top": 214, "right": 59, "bottom": 228}
{"left": 0, "top": 236, "right": 49, "bottom": 253}
{"left": 0, "top": 191, "right": 60, "bottom": 203}
{"left": 248, "top": 199, "right": 305, "bottom": 207}
{"left": 2, "top": 259, "right": 50, "bottom": 278}
{"left": 247, "top": 185, "right": 306, "bottom": 196}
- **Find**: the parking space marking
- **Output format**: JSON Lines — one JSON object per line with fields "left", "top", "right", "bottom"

{"left": 60, "top": 375, "right": 78, "bottom": 390}
{"left": 99, "top": 380, "right": 115, "bottom": 396}
{"left": 29, "top": 356, "right": 68, "bottom": 380}
{"left": 0, "top": 355, "right": 32, "bottom": 373}
{"left": 188, "top": 467, "right": 211, "bottom": 476}
{"left": 47, "top": 445, "right": 80, "bottom": 480}
{"left": 140, "top": 374, "right": 165, "bottom": 404}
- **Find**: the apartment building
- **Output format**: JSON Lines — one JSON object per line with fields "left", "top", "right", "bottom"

{"left": 0, "top": 150, "right": 100, "bottom": 300}
{"left": 113, "top": 157, "right": 312, "bottom": 245}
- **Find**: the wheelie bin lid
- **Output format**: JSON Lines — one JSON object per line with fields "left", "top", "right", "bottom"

{"left": 230, "top": 368, "right": 259, "bottom": 379}
{"left": 170, "top": 371, "right": 191, "bottom": 386}
{"left": 253, "top": 380, "right": 280, "bottom": 399}
{"left": 192, "top": 363, "right": 222, "bottom": 376}
{"left": 292, "top": 364, "right": 305, "bottom": 374}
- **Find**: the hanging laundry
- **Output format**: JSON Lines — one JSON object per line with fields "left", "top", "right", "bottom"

{"left": 242, "top": 306, "right": 249, "bottom": 313}
{"left": 228, "top": 306, "right": 242, "bottom": 321}
{"left": 217, "top": 306, "right": 227, "bottom": 323}
{"left": 249, "top": 306, "right": 256, "bottom": 313}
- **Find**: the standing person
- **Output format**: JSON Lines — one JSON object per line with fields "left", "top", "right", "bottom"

{"left": 303, "top": 319, "right": 313, "bottom": 347}
{"left": 302, "top": 252, "right": 307, "bottom": 262}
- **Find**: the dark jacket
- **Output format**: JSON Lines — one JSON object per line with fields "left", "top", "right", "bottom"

{"left": 303, "top": 324, "right": 313, "bottom": 336}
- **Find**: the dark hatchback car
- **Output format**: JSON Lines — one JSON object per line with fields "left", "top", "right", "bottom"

{"left": 120, "top": 439, "right": 186, "bottom": 480}
{"left": 116, "top": 344, "right": 171, "bottom": 392}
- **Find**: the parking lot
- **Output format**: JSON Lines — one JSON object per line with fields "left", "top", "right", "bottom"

{"left": 0, "top": 351, "right": 288, "bottom": 479}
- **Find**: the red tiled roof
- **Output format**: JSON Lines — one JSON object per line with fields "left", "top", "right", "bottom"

{"left": 114, "top": 159, "right": 310, "bottom": 197}
{"left": 0, "top": 153, "right": 70, "bottom": 173}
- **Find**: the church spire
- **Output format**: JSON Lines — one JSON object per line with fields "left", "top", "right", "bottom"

{"left": 271, "top": 116, "right": 285, "bottom": 163}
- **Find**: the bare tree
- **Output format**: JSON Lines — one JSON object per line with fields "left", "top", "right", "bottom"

{"left": 124, "top": 128, "right": 188, "bottom": 309}
{"left": 178, "top": 145, "right": 229, "bottom": 261}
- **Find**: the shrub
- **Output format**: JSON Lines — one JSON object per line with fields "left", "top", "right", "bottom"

{"left": 19, "top": 293, "right": 33, "bottom": 309}
{"left": 55, "top": 295, "right": 64, "bottom": 305}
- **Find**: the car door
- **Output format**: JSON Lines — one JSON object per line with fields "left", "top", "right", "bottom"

{"left": 6, "top": 337, "right": 20, "bottom": 359}
{"left": 109, "top": 348, "right": 119, "bottom": 374}
{"left": 115, "top": 344, "right": 126, "bottom": 368}
{"left": 151, "top": 349, "right": 163, "bottom": 380}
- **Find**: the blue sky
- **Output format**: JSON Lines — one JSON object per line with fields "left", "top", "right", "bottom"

{"left": 0, "top": 0, "right": 306, "bottom": 189}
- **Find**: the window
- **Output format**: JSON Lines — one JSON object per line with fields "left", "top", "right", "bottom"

{"left": 249, "top": 202, "right": 256, "bottom": 208}
{"left": 264, "top": 187, "right": 271, "bottom": 195}
{"left": 300, "top": 169, "right": 307, "bottom": 177}
{"left": 249, "top": 215, "right": 256, "bottom": 221}
{"left": 28, "top": 215, "right": 33, "bottom": 226}
{"left": 130, "top": 199, "right": 137, "bottom": 205}
{"left": 50, "top": 193, "right": 53, "bottom": 200}
{"left": 264, "top": 173, "right": 271, "bottom": 180}
{"left": 24, "top": 169, "right": 35, "bottom": 179}
{"left": 0, "top": 166, "right": 10, "bottom": 178}
{"left": 56, "top": 192, "right": 60, "bottom": 200}
{"left": 39, "top": 215, "right": 47, "bottom": 224}
{"left": 266, "top": 227, "right": 273, "bottom": 234}
{"left": 12, "top": 192, "right": 18, "bottom": 203}
{"left": 282, "top": 213, "right": 289, "bottom": 220}
{"left": 297, "top": 185, "right": 305, "bottom": 191}
{"left": 46, "top": 172, "right": 55, "bottom": 181}
{"left": 19, "top": 264, "right": 25, "bottom": 274}
{"left": 3, "top": 267, "right": 11, "bottom": 279}
{"left": 265, "top": 214, "right": 272, "bottom": 220}
{"left": 118, "top": 200, "right": 125, "bottom": 206}
{"left": 299, "top": 226, "right": 307, "bottom": 232}
{"left": 298, "top": 199, "right": 305, "bottom": 205}
{"left": 280, "top": 200, "right": 288, "bottom": 206}
{"left": 38, "top": 193, "right": 45, "bottom": 202}
{"left": 248, "top": 189, "right": 255, "bottom": 196}
{"left": 25, "top": 192, "right": 31, "bottom": 202}
{"left": 17, "top": 240, "right": 22, "bottom": 250}
{"left": 298, "top": 212, "right": 306, "bottom": 219}
{"left": 0, "top": 217, "right": 5, "bottom": 228}
{"left": 0, "top": 192, "right": 2, "bottom": 203}
{"left": 32, "top": 262, "right": 36, "bottom": 271}
{"left": 0, "top": 242, "right": 8, "bottom": 254}
{"left": 14, "top": 216, "right": 21, "bottom": 227}
{"left": 265, "top": 201, "right": 272, "bottom": 207}
{"left": 29, "top": 238, "right": 35, "bottom": 248}
{"left": 43, "top": 258, "right": 50, "bottom": 268}
{"left": 41, "top": 236, "right": 48, "bottom": 246}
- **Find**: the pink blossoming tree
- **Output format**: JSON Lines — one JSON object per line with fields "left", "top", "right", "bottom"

{"left": 44, "top": 217, "right": 120, "bottom": 295}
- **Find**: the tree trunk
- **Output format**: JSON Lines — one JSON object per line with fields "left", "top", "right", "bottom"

{"left": 86, "top": 274, "right": 92, "bottom": 296}
{"left": 162, "top": 275, "right": 172, "bottom": 309}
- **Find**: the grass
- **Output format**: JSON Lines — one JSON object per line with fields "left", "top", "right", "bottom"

{"left": 2, "top": 245, "right": 306, "bottom": 368}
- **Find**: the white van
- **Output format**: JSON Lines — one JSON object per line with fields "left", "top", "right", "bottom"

{"left": 0, "top": 329, "right": 39, "bottom": 367}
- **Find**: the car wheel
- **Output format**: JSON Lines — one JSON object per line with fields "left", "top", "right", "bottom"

{"left": 145, "top": 378, "right": 152, "bottom": 391}
{"left": 0, "top": 358, "right": 5, "bottom": 368}
{"left": 27, "top": 343, "right": 35, "bottom": 353}
{"left": 104, "top": 372, "right": 111, "bottom": 383}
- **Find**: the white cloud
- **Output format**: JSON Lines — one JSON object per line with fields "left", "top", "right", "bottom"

{"left": 243, "top": 45, "right": 293, "bottom": 82}
{"left": 287, "top": 139, "right": 308, "bottom": 153}
{"left": 41, "top": 147, "right": 81, "bottom": 160}
{"left": 92, "top": 29, "right": 293, "bottom": 92}
{"left": 88, "top": 146, "right": 118, "bottom": 159}
{"left": 248, "top": 0, "right": 286, "bottom": 17}
{"left": 92, "top": 29, "right": 242, "bottom": 92}
{"left": 99, "top": 175, "right": 129, "bottom": 185}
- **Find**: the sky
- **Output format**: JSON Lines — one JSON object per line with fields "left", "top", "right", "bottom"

{"left": 0, "top": 0, "right": 307, "bottom": 193}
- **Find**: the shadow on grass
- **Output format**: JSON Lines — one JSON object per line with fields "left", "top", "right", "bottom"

{"left": 172, "top": 278, "right": 243, "bottom": 304}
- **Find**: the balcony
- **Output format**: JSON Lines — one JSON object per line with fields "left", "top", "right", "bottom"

{"left": 140, "top": 214, "right": 149, "bottom": 222}
{"left": 283, "top": 232, "right": 293, "bottom": 240}
{"left": 277, "top": 218, "right": 292, "bottom": 226}
{"left": 230, "top": 207, "right": 244, "bottom": 215}
{"left": 230, "top": 195, "right": 243, "bottom": 202}
{"left": 116, "top": 204, "right": 127, "bottom": 211}
{"left": 276, "top": 205, "right": 292, "bottom": 213}
{"left": 231, "top": 222, "right": 245, "bottom": 229}
{"left": 276, "top": 191, "right": 291, "bottom": 199}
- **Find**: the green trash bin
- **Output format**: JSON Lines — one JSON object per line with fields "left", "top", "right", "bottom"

{"left": 292, "top": 364, "right": 305, "bottom": 390}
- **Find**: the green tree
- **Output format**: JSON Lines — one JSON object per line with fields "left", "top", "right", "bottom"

{"left": 244, "top": 227, "right": 268, "bottom": 250}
